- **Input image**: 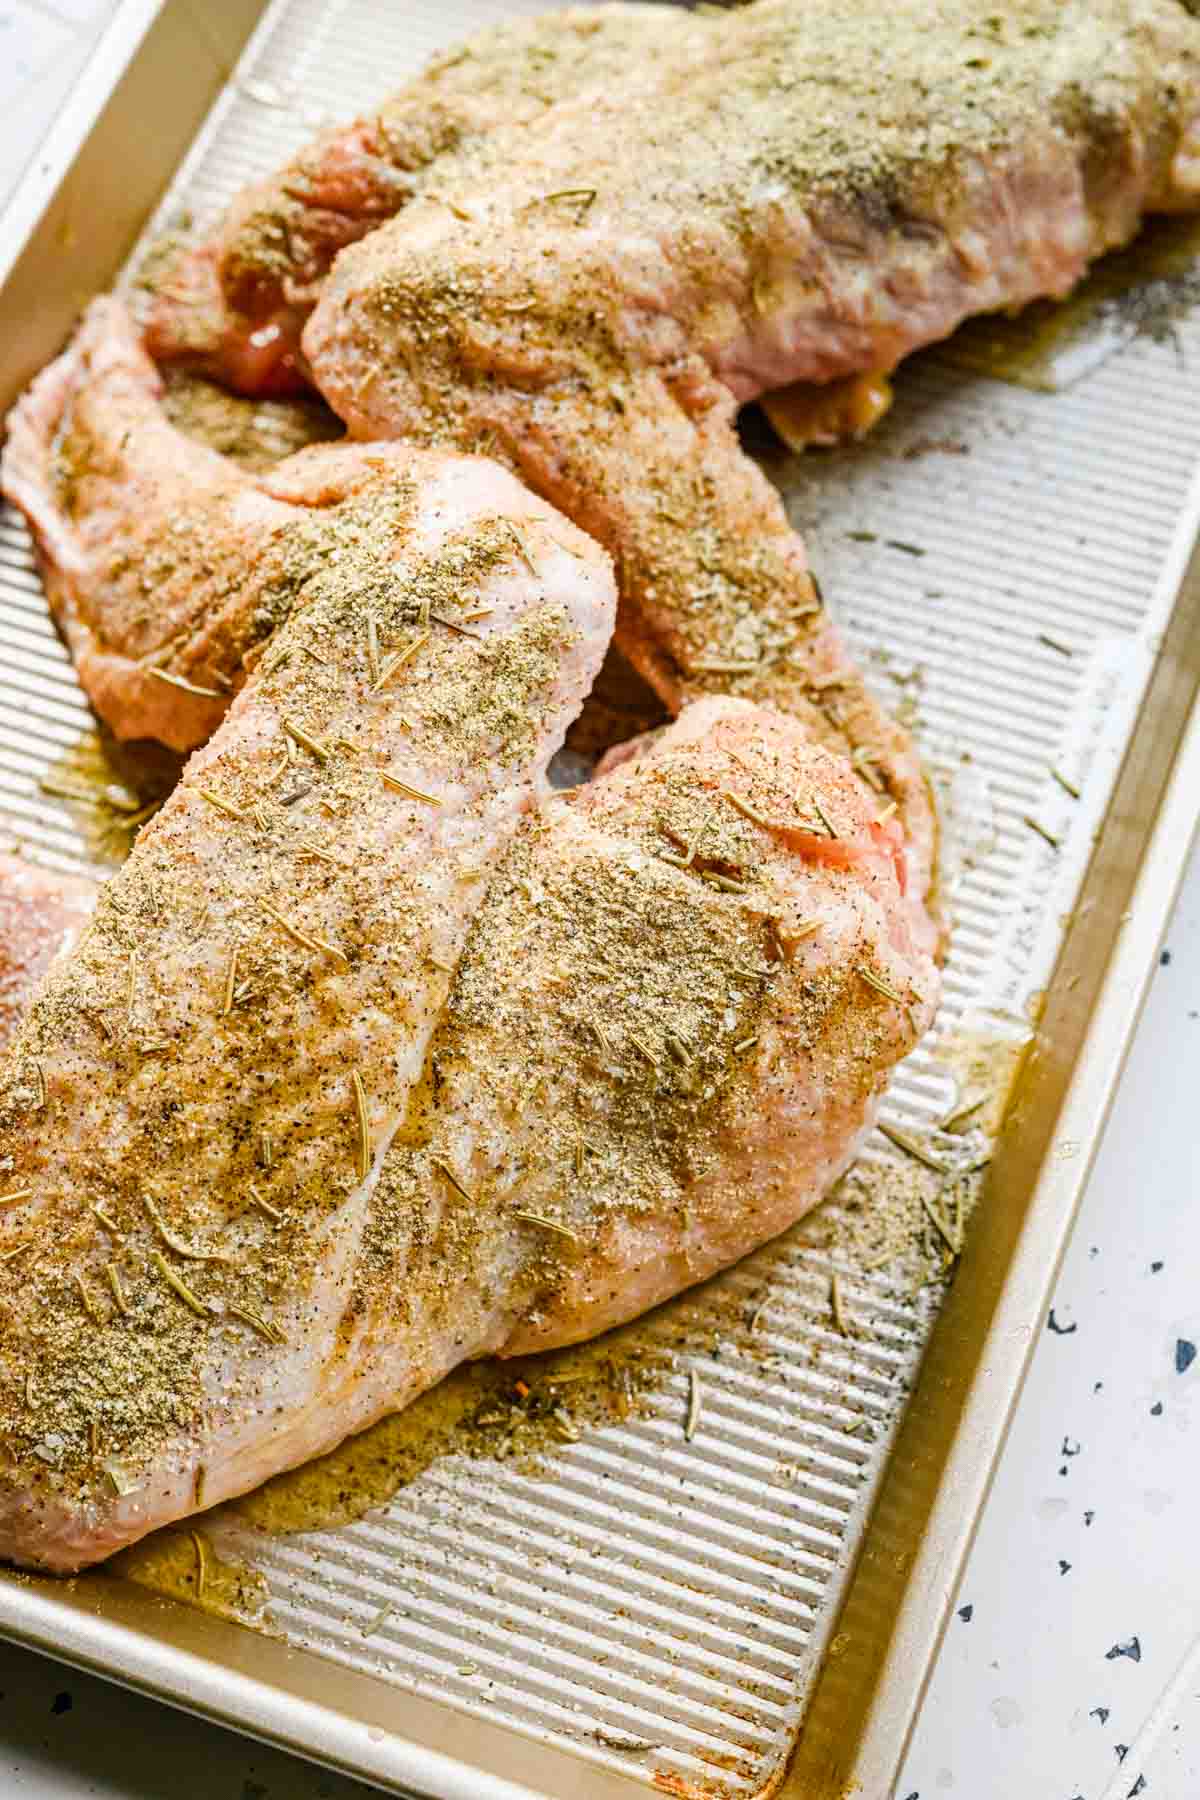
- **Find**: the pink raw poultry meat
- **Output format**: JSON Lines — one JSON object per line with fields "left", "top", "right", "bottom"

{"left": 0, "top": 677, "right": 935, "bottom": 1569}
{"left": 0, "top": 857, "right": 96, "bottom": 1054}
{"left": 304, "top": 0, "right": 1200, "bottom": 897}
{"left": 4, "top": 300, "right": 599, "bottom": 756}
{"left": 3, "top": 300, "right": 929, "bottom": 910}
{"left": 0, "top": 422, "right": 615, "bottom": 1571}
{"left": 415, "top": 695, "right": 938, "bottom": 1360}
{"left": 143, "top": 3, "right": 715, "bottom": 396}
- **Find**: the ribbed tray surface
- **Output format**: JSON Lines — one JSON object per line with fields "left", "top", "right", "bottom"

{"left": 3, "top": 2, "right": 1199, "bottom": 1794}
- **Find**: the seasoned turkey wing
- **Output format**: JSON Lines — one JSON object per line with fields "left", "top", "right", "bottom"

{"left": 4, "top": 298, "right": 565, "bottom": 753}
{"left": 0, "top": 679, "right": 935, "bottom": 1570}
{"left": 143, "top": 3, "right": 715, "bottom": 395}
{"left": 305, "top": 0, "right": 1200, "bottom": 893}
{"left": 398, "top": 695, "right": 938, "bottom": 1364}
{"left": 0, "top": 443, "right": 615, "bottom": 1573}
{"left": 3, "top": 298, "right": 312, "bottom": 750}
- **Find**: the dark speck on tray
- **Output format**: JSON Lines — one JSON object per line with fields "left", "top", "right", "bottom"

{"left": 1059, "top": 1559, "right": 1072, "bottom": 1575}
{"left": 1048, "top": 1307, "right": 1077, "bottom": 1335}
{"left": 1160, "top": 948, "right": 1172, "bottom": 965}
{"left": 1151, "top": 1261, "right": 1164, "bottom": 1273}
{"left": 1151, "top": 1402, "right": 1164, "bottom": 1416}
{"left": 1091, "top": 1706, "right": 1111, "bottom": 1723}
{"left": 1106, "top": 1636, "right": 1142, "bottom": 1663}
{"left": 1175, "top": 1339, "right": 1195, "bottom": 1374}
{"left": 957, "top": 1603, "right": 973, "bottom": 1622}
{"left": 1117, "top": 1744, "right": 1130, "bottom": 1761}
{"left": 1085, "top": 1510, "right": 1096, "bottom": 1526}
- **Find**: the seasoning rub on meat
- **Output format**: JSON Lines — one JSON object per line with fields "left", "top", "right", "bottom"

{"left": 303, "top": 0, "right": 1200, "bottom": 896}
{"left": 0, "top": 679, "right": 936, "bottom": 1568}
{"left": 143, "top": 3, "right": 719, "bottom": 395}
{"left": 0, "top": 425, "right": 614, "bottom": 1571}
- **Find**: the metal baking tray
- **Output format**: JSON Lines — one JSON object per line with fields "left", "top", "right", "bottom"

{"left": 1, "top": 2, "right": 1198, "bottom": 1795}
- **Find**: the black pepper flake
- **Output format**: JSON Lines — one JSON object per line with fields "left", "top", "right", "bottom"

{"left": 1128, "top": 1776, "right": 1147, "bottom": 1796}
{"left": 957, "top": 1603, "right": 973, "bottom": 1622}
{"left": 1106, "top": 1637, "right": 1142, "bottom": 1663}
{"left": 1091, "top": 1707, "right": 1111, "bottom": 1723}
{"left": 1085, "top": 1510, "right": 1095, "bottom": 1526}
{"left": 1059, "top": 1560, "right": 1072, "bottom": 1575}
{"left": 1047, "top": 1307, "right": 1077, "bottom": 1335}
{"left": 1151, "top": 1261, "right": 1164, "bottom": 1273}
{"left": 50, "top": 1691, "right": 72, "bottom": 1716}
{"left": 1175, "top": 1339, "right": 1195, "bottom": 1375}
{"left": 1160, "top": 949, "right": 1172, "bottom": 966}
{"left": 1116, "top": 1744, "right": 1130, "bottom": 1762}
{"left": 1151, "top": 1402, "right": 1163, "bottom": 1416}
{"left": 1062, "top": 1436, "right": 1081, "bottom": 1458}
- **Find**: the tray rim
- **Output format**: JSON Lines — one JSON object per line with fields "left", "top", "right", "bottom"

{"left": 2, "top": 3, "right": 1200, "bottom": 1796}
{"left": 0, "top": 1564, "right": 662, "bottom": 1799}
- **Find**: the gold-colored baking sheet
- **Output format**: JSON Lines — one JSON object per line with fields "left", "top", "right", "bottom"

{"left": 1, "top": 3, "right": 1198, "bottom": 1795}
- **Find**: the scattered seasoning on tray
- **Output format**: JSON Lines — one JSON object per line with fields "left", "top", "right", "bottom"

{"left": 1047, "top": 1308, "right": 1077, "bottom": 1335}
{"left": 1091, "top": 1707, "right": 1111, "bottom": 1724}
{"left": 1175, "top": 1338, "right": 1195, "bottom": 1374}
{"left": 1059, "top": 1559, "right": 1072, "bottom": 1575}
{"left": 1106, "top": 1636, "right": 1142, "bottom": 1663}
{"left": 684, "top": 1368, "right": 702, "bottom": 1441}
{"left": 34, "top": 732, "right": 181, "bottom": 865}
{"left": 592, "top": 1727, "right": 655, "bottom": 1754}
{"left": 112, "top": 1526, "right": 269, "bottom": 1625}
{"left": 957, "top": 1603, "right": 973, "bottom": 1622}
{"left": 829, "top": 1271, "right": 853, "bottom": 1336}
{"left": 1151, "top": 1402, "right": 1163, "bottom": 1416}
{"left": 1023, "top": 815, "right": 1061, "bottom": 850}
